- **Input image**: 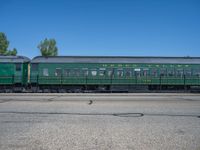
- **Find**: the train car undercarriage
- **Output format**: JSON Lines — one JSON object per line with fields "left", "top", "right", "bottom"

{"left": 1, "top": 84, "right": 199, "bottom": 93}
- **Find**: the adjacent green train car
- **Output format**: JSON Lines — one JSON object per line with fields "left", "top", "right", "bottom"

{"left": 0, "top": 56, "right": 30, "bottom": 92}
{"left": 30, "top": 56, "right": 200, "bottom": 92}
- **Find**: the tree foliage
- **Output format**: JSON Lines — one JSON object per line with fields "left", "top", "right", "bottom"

{"left": 6, "top": 48, "right": 17, "bottom": 56}
{"left": 0, "top": 32, "right": 9, "bottom": 55}
{"left": 37, "top": 38, "right": 58, "bottom": 56}
{"left": 0, "top": 32, "right": 17, "bottom": 56}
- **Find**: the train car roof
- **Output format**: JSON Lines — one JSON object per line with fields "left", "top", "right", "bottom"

{"left": 31, "top": 56, "right": 200, "bottom": 64}
{"left": 0, "top": 55, "right": 30, "bottom": 63}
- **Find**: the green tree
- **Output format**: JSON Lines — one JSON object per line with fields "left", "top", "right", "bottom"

{"left": 0, "top": 32, "right": 17, "bottom": 56}
{"left": 37, "top": 38, "right": 58, "bottom": 56}
{"left": 6, "top": 48, "right": 17, "bottom": 56}
{"left": 0, "top": 32, "right": 9, "bottom": 55}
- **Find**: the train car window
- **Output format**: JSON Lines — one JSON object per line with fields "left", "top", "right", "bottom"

{"left": 134, "top": 68, "right": 141, "bottom": 77}
{"left": 43, "top": 68, "right": 49, "bottom": 76}
{"left": 151, "top": 68, "right": 158, "bottom": 77}
{"left": 167, "top": 69, "right": 174, "bottom": 77}
{"left": 99, "top": 68, "right": 106, "bottom": 76}
{"left": 64, "top": 69, "right": 70, "bottom": 76}
{"left": 91, "top": 69, "right": 97, "bottom": 76}
{"left": 142, "top": 70, "right": 147, "bottom": 76}
{"left": 31, "top": 64, "right": 38, "bottom": 71}
{"left": 144, "top": 68, "right": 150, "bottom": 76}
{"left": 192, "top": 69, "right": 200, "bottom": 77}
{"left": 160, "top": 68, "right": 167, "bottom": 76}
{"left": 142, "top": 68, "right": 149, "bottom": 76}
{"left": 176, "top": 69, "right": 183, "bottom": 77}
{"left": 55, "top": 68, "right": 62, "bottom": 76}
{"left": 107, "top": 68, "right": 114, "bottom": 77}
{"left": 125, "top": 68, "right": 132, "bottom": 77}
{"left": 184, "top": 68, "right": 191, "bottom": 77}
{"left": 117, "top": 69, "right": 123, "bottom": 77}
{"left": 70, "top": 69, "right": 75, "bottom": 76}
{"left": 74, "top": 69, "right": 80, "bottom": 76}
{"left": 82, "top": 68, "right": 89, "bottom": 76}
{"left": 15, "top": 63, "right": 21, "bottom": 71}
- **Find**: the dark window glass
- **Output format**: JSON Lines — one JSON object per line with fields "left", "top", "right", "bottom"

{"left": 192, "top": 69, "right": 200, "bottom": 77}
{"left": 134, "top": 68, "right": 141, "bottom": 77}
{"left": 125, "top": 68, "right": 132, "bottom": 77}
{"left": 55, "top": 68, "right": 62, "bottom": 76}
{"left": 151, "top": 68, "right": 157, "bottom": 77}
{"left": 176, "top": 69, "right": 183, "bottom": 77}
{"left": 82, "top": 68, "right": 89, "bottom": 76}
{"left": 143, "top": 69, "right": 149, "bottom": 76}
{"left": 99, "top": 68, "right": 106, "bottom": 76}
{"left": 117, "top": 69, "right": 123, "bottom": 77}
{"left": 167, "top": 69, "right": 174, "bottom": 77}
{"left": 74, "top": 69, "right": 80, "bottom": 76}
{"left": 70, "top": 69, "right": 75, "bottom": 76}
{"left": 66, "top": 69, "right": 80, "bottom": 76}
{"left": 160, "top": 68, "right": 167, "bottom": 76}
{"left": 43, "top": 68, "right": 49, "bottom": 76}
{"left": 107, "top": 68, "right": 114, "bottom": 77}
{"left": 32, "top": 64, "right": 38, "bottom": 71}
{"left": 184, "top": 69, "right": 191, "bottom": 77}
{"left": 16, "top": 63, "right": 21, "bottom": 71}
{"left": 64, "top": 69, "right": 70, "bottom": 76}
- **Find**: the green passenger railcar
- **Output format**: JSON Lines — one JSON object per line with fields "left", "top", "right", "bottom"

{"left": 0, "top": 56, "right": 30, "bottom": 92}
{"left": 30, "top": 56, "right": 200, "bottom": 92}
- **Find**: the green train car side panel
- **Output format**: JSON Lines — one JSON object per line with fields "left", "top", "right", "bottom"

{"left": 22, "top": 63, "right": 29, "bottom": 85}
{"left": 30, "top": 63, "right": 200, "bottom": 86}
{"left": 0, "top": 63, "right": 14, "bottom": 84}
{"left": 0, "top": 63, "right": 29, "bottom": 85}
{"left": 14, "top": 63, "right": 29, "bottom": 85}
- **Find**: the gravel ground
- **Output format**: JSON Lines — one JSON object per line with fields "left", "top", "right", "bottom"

{"left": 0, "top": 94, "right": 200, "bottom": 150}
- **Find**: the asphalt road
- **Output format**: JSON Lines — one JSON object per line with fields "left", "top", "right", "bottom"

{"left": 0, "top": 93, "right": 200, "bottom": 150}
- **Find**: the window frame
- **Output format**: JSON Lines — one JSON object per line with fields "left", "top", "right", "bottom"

{"left": 125, "top": 68, "right": 132, "bottom": 77}
{"left": 74, "top": 68, "right": 81, "bottom": 77}
{"left": 142, "top": 68, "right": 149, "bottom": 77}
{"left": 167, "top": 68, "right": 175, "bottom": 77}
{"left": 64, "top": 69, "right": 70, "bottom": 77}
{"left": 107, "top": 68, "right": 114, "bottom": 77}
{"left": 31, "top": 63, "right": 38, "bottom": 71}
{"left": 99, "top": 68, "right": 106, "bottom": 77}
{"left": 184, "top": 68, "right": 192, "bottom": 77}
{"left": 160, "top": 68, "right": 167, "bottom": 77}
{"left": 55, "top": 68, "right": 62, "bottom": 77}
{"left": 134, "top": 68, "right": 141, "bottom": 77}
{"left": 91, "top": 69, "right": 97, "bottom": 77}
{"left": 43, "top": 68, "right": 49, "bottom": 76}
{"left": 176, "top": 68, "right": 184, "bottom": 77}
{"left": 117, "top": 68, "right": 124, "bottom": 77}
{"left": 15, "top": 63, "right": 22, "bottom": 72}
{"left": 82, "top": 68, "right": 89, "bottom": 76}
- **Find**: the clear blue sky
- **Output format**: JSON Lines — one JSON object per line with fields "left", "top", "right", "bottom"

{"left": 0, "top": 0, "right": 200, "bottom": 58}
